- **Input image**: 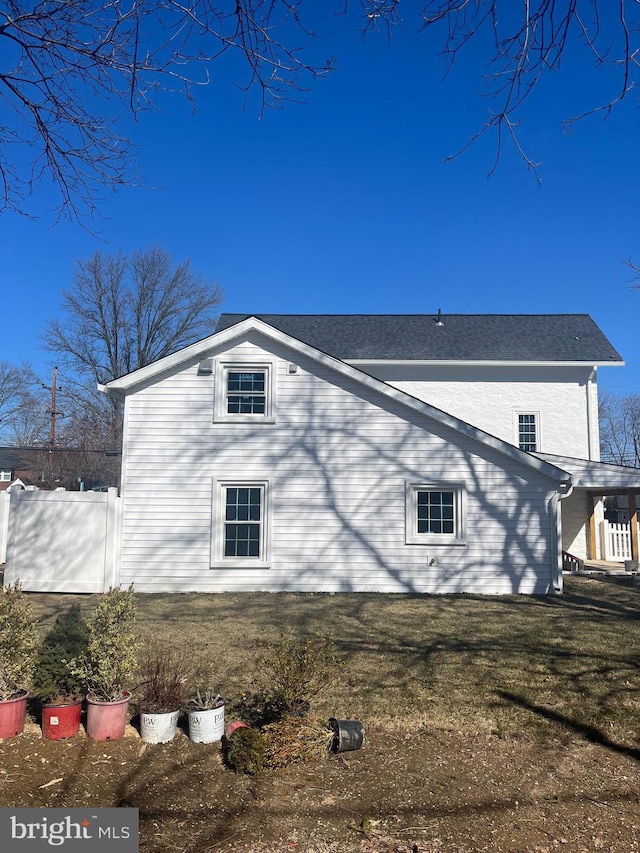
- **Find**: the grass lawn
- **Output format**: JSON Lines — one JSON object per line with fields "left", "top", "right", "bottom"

{"left": 28, "top": 574, "right": 640, "bottom": 747}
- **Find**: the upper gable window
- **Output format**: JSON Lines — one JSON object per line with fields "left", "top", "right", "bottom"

{"left": 517, "top": 413, "right": 538, "bottom": 452}
{"left": 227, "top": 370, "right": 266, "bottom": 415}
{"left": 214, "top": 359, "right": 276, "bottom": 422}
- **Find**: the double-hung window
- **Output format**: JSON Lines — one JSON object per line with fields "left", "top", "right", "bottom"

{"left": 226, "top": 371, "right": 266, "bottom": 415}
{"left": 214, "top": 360, "right": 275, "bottom": 422}
{"left": 517, "top": 413, "right": 538, "bottom": 452}
{"left": 212, "top": 480, "right": 270, "bottom": 567}
{"left": 405, "top": 482, "right": 466, "bottom": 545}
{"left": 0, "top": 470, "right": 11, "bottom": 482}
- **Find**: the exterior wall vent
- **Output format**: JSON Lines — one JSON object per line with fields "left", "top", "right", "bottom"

{"left": 197, "top": 359, "right": 214, "bottom": 375}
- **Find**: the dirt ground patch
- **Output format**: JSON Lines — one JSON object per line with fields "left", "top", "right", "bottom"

{"left": 3, "top": 576, "right": 640, "bottom": 851}
{"left": 1, "top": 718, "right": 640, "bottom": 852}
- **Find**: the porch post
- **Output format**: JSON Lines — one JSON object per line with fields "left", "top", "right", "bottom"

{"left": 588, "top": 495, "right": 598, "bottom": 561}
{"left": 628, "top": 492, "right": 639, "bottom": 563}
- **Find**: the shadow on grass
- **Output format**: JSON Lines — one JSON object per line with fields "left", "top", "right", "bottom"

{"left": 497, "top": 689, "right": 640, "bottom": 762}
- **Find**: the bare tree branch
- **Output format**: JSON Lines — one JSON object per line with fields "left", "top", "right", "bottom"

{"left": 0, "top": 362, "right": 49, "bottom": 445}
{"left": 0, "top": 1, "right": 335, "bottom": 223}
{"left": 2, "top": 2, "right": 638, "bottom": 219}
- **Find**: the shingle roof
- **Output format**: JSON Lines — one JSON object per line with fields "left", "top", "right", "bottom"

{"left": 215, "top": 313, "right": 623, "bottom": 363}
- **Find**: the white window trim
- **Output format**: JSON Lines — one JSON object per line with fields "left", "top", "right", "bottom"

{"left": 0, "top": 471, "right": 11, "bottom": 482}
{"left": 214, "top": 358, "right": 276, "bottom": 423}
{"left": 515, "top": 410, "right": 540, "bottom": 453}
{"left": 405, "top": 482, "right": 467, "bottom": 546}
{"left": 211, "top": 478, "right": 271, "bottom": 568}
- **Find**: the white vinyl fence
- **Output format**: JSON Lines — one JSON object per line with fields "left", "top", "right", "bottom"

{"left": 600, "top": 520, "right": 635, "bottom": 562}
{"left": 3, "top": 488, "right": 120, "bottom": 592}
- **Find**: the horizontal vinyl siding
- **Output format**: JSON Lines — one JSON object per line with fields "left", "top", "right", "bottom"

{"left": 119, "top": 338, "right": 559, "bottom": 594}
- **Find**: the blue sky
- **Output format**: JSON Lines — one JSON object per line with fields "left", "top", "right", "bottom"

{"left": 3, "top": 9, "right": 639, "bottom": 395}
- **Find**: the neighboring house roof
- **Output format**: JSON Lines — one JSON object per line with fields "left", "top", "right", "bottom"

{"left": 214, "top": 313, "right": 623, "bottom": 364}
{"left": 0, "top": 447, "right": 31, "bottom": 470}
{"left": 103, "top": 316, "right": 572, "bottom": 486}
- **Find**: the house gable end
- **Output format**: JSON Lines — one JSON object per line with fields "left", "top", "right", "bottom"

{"left": 108, "top": 320, "right": 571, "bottom": 488}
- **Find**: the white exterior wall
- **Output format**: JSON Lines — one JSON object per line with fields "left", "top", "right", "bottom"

{"left": 361, "top": 364, "right": 598, "bottom": 460}
{"left": 118, "top": 334, "right": 561, "bottom": 595}
{"left": 560, "top": 489, "right": 589, "bottom": 560}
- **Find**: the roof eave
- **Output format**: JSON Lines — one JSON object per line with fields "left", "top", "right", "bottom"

{"left": 348, "top": 359, "right": 625, "bottom": 368}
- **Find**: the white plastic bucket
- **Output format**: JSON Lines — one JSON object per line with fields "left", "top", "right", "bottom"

{"left": 188, "top": 704, "right": 225, "bottom": 743}
{"left": 140, "top": 709, "right": 180, "bottom": 744}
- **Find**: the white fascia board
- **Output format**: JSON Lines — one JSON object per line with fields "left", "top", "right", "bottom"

{"left": 347, "top": 359, "right": 625, "bottom": 368}
{"left": 102, "top": 316, "right": 572, "bottom": 485}
{"left": 100, "top": 319, "right": 264, "bottom": 396}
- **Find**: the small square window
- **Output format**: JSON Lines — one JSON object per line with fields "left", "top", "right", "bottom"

{"left": 0, "top": 470, "right": 11, "bottom": 482}
{"left": 406, "top": 483, "right": 466, "bottom": 545}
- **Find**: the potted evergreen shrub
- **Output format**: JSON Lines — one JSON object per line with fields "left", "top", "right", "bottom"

{"left": 186, "top": 674, "right": 225, "bottom": 744}
{"left": 0, "top": 582, "right": 39, "bottom": 738}
{"left": 32, "top": 603, "right": 89, "bottom": 740}
{"left": 136, "top": 642, "right": 190, "bottom": 744}
{"left": 70, "top": 585, "right": 139, "bottom": 741}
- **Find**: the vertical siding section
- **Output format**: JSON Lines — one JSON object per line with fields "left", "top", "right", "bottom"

{"left": 119, "top": 337, "right": 559, "bottom": 594}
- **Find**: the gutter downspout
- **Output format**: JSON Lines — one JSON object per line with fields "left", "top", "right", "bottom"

{"left": 586, "top": 367, "right": 596, "bottom": 461}
{"left": 551, "top": 480, "right": 574, "bottom": 594}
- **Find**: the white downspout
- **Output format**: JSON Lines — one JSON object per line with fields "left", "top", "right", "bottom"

{"left": 551, "top": 481, "right": 574, "bottom": 594}
{"left": 586, "top": 367, "right": 597, "bottom": 461}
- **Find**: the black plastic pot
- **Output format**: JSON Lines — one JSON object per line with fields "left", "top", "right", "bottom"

{"left": 329, "top": 718, "right": 364, "bottom": 753}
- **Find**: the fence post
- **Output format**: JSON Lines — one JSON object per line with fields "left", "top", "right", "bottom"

{"left": 3, "top": 487, "right": 24, "bottom": 584}
{"left": 0, "top": 491, "right": 10, "bottom": 565}
{"left": 103, "top": 487, "right": 120, "bottom": 591}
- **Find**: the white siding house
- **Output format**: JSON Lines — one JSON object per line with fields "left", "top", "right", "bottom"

{"left": 103, "top": 318, "right": 575, "bottom": 595}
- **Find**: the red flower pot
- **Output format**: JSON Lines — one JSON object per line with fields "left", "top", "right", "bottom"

{"left": 42, "top": 698, "right": 84, "bottom": 740}
{"left": 225, "top": 720, "right": 251, "bottom": 740}
{"left": 85, "top": 692, "right": 131, "bottom": 741}
{"left": 0, "top": 691, "right": 28, "bottom": 738}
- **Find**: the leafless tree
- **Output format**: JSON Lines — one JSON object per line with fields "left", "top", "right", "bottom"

{"left": 0, "top": 362, "right": 48, "bottom": 445}
{"left": 0, "top": 362, "right": 23, "bottom": 432}
{"left": 43, "top": 245, "right": 222, "bottom": 441}
{"left": 2, "top": 3, "right": 638, "bottom": 221}
{"left": 599, "top": 391, "right": 640, "bottom": 468}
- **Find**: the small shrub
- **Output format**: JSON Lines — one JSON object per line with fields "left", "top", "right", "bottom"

{"left": 0, "top": 582, "right": 39, "bottom": 700}
{"left": 226, "top": 728, "right": 266, "bottom": 775}
{"left": 262, "top": 715, "right": 334, "bottom": 769}
{"left": 226, "top": 690, "right": 283, "bottom": 728}
{"left": 136, "top": 641, "right": 191, "bottom": 713}
{"left": 70, "top": 585, "right": 139, "bottom": 702}
{"left": 32, "top": 603, "right": 89, "bottom": 704}
{"left": 256, "top": 634, "right": 343, "bottom": 717}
